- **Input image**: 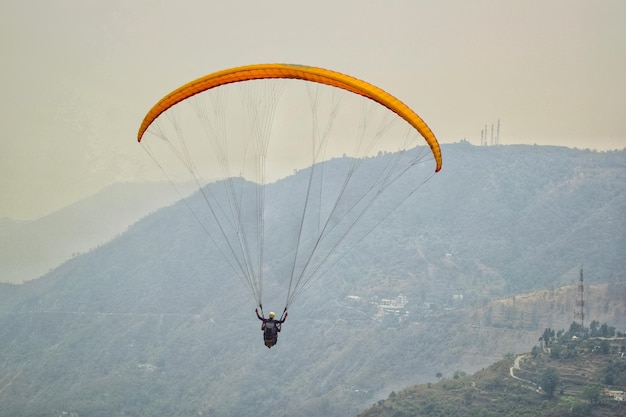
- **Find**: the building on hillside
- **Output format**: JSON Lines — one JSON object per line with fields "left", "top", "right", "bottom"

{"left": 604, "top": 389, "right": 624, "bottom": 401}
{"left": 375, "top": 295, "right": 408, "bottom": 321}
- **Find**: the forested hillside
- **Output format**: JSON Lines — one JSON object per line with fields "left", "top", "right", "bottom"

{"left": 0, "top": 143, "right": 624, "bottom": 416}
{"left": 358, "top": 335, "right": 626, "bottom": 417}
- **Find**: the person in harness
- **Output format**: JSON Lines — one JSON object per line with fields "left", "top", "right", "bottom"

{"left": 255, "top": 308, "right": 287, "bottom": 348}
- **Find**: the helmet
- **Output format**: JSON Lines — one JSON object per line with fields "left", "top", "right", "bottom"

{"left": 269, "top": 312, "right": 275, "bottom": 319}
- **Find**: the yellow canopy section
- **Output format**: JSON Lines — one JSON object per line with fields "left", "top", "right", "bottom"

{"left": 138, "top": 63, "right": 442, "bottom": 172}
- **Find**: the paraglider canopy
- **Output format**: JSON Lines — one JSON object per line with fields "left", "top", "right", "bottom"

{"left": 138, "top": 63, "right": 442, "bottom": 312}
{"left": 138, "top": 63, "right": 441, "bottom": 172}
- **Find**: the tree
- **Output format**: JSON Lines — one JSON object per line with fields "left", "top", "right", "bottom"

{"left": 600, "top": 322, "right": 615, "bottom": 337}
{"left": 582, "top": 382, "right": 603, "bottom": 405}
{"left": 541, "top": 328, "right": 555, "bottom": 346}
{"left": 599, "top": 340, "right": 611, "bottom": 354}
{"left": 550, "top": 344, "right": 562, "bottom": 359}
{"left": 568, "top": 321, "right": 582, "bottom": 335}
{"left": 453, "top": 370, "right": 466, "bottom": 379}
{"left": 531, "top": 345, "right": 541, "bottom": 359}
{"left": 541, "top": 367, "right": 560, "bottom": 398}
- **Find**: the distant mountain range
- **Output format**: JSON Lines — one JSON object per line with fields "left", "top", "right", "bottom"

{"left": 0, "top": 182, "right": 194, "bottom": 284}
{"left": 0, "top": 143, "right": 624, "bottom": 416}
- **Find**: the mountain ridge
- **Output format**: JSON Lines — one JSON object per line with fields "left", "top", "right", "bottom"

{"left": 0, "top": 181, "right": 194, "bottom": 284}
{"left": 0, "top": 143, "right": 624, "bottom": 416}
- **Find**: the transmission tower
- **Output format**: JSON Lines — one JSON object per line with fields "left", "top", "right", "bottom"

{"left": 574, "top": 268, "right": 585, "bottom": 333}
{"left": 496, "top": 118, "right": 500, "bottom": 145}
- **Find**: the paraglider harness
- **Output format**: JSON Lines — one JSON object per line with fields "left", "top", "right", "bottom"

{"left": 255, "top": 306, "right": 287, "bottom": 349}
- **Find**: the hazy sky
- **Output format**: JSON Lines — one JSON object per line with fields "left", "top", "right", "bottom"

{"left": 1, "top": 0, "right": 625, "bottom": 219}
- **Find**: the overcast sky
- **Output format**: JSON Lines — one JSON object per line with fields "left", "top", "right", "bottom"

{"left": 1, "top": 0, "right": 625, "bottom": 219}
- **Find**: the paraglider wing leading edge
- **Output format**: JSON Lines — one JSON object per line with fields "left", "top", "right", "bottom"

{"left": 137, "top": 63, "right": 441, "bottom": 172}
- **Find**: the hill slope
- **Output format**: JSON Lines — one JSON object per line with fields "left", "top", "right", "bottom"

{"left": 358, "top": 337, "right": 626, "bottom": 417}
{"left": 0, "top": 143, "right": 624, "bottom": 416}
{"left": 0, "top": 182, "right": 193, "bottom": 284}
